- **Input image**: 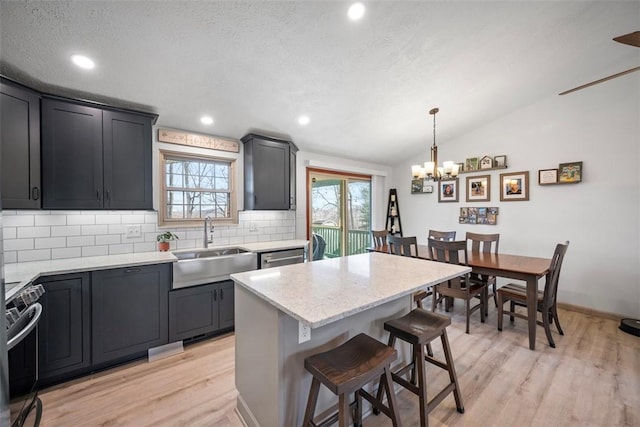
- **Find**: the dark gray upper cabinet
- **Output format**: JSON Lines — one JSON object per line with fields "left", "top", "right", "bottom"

{"left": 41, "top": 98, "right": 103, "bottom": 209}
{"left": 242, "top": 133, "right": 298, "bottom": 210}
{"left": 91, "top": 264, "right": 170, "bottom": 365}
{"left": 103, "top": 110, "right": 152, "bottom": 209}
{"left": 41, "top": 97, "right": 153, "bottom": 210}
{"left": 0, "top": 78, "right": 41, "bottom": 209}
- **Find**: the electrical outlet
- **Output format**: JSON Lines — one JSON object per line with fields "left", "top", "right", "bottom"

{"left": 298, "top": 322, "right": 311, "bottom": 343}
{"left": 250, "top": 222, "right": 259, "bottom": 232}
{"left": 125, "top": 225, "right": 141, "bottom": 238}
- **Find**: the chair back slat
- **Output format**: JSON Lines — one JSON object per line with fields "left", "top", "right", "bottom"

{"left": 387, "top": 235, "right": 418, "bottom": 257}
{"left": 428, "top": 238, "right": 468, "bottom": 289}
{"left": 428, "top": 230, "right": 456, "bottom": 241}
{"left": 466, "top": 232, "right": 500, "bottom": 253}
{"left": 543, "top": 241, "right": 570, "bottom": 309}
{"left": 371, "top": 230, "right": 388, "bottom": 249}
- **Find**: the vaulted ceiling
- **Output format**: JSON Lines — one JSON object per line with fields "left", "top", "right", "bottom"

{"left": 1, "top": 1, "right": 638, "bottom": 164}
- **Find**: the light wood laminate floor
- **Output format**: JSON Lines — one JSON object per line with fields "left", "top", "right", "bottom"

{"left": 32, "top": 305, "right": 639, "bottom": 426}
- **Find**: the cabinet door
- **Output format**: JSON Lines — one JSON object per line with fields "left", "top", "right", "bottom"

{"left": 169, "top": 284, "right": 218, "bottom": 342}
{"left": 244, "top": 136, "right": 290, "bottom": 210}
{"left": 1, "top": 80, "right": 41, "bottom": 209}
{"left": 36, "top": 273, "right": 91, "bottom": 382}
{"left": 92, "top": 264, "right": 170, "bottom": 365}
{"left": 218, "top": 280, "right": 235, "bottom": 330}
{"left": 41, "top": 98, "right": 103, "bottom": 209}
{"left": 289, "top": 147, "right": 297, "bottom": 210}
{"left": 103, "top": 110, "right": 152, "bottom": 209}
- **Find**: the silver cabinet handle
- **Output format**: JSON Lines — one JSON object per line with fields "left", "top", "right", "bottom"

{"left": 7, "top": 303, "right": 42, "bottom": 351}
{"left": 264, "top": 255, "right": 304, "bottom": 264}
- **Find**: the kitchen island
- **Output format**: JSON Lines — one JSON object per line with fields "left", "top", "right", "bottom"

{"left": 231, "top": 252, "right": 470, "bottom": 427}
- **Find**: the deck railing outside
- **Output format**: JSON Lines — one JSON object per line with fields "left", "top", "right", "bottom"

{"left": 311, "top": 226, "right": 370, "bottom": 258}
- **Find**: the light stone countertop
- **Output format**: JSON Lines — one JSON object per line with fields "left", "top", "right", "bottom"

{"left": 5, "top": 239, "right": 309, "bottom": 301}
{"left": 230, "top": 252, "right": 471, "bottom": 328}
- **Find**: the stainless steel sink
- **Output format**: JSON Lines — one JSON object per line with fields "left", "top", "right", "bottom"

{"left": 172, "top": 247, "right": 257, "bottom": 289}
{"left": 173, "top": 247, "right": 249, "bottom": 260}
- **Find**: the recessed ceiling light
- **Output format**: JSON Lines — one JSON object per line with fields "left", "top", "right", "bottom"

{"left": 200, "top": 116, "right": 214, "bottom": 125}
{"left": 348, "top": 2, "right": 365, "bottom": 21}
{"left": 71, "top": 54, "right": 95, "bottom": 69}
{"left": 298, "top": 115, "right": 310, "bottom": 126}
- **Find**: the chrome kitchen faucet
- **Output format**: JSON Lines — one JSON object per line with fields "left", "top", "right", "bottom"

{"left": 204, "top": 216, "right": 214, "bottom": 248}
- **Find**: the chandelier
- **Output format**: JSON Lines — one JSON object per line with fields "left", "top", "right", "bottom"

{"left": 411, "top": 107, "right": 458, "bottom": 181}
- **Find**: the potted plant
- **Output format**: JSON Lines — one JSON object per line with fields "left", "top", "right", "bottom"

{"left": 157, "top": 231, "right": 179, "bottom": 252}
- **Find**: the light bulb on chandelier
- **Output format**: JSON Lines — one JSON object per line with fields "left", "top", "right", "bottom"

{"left": 411, "top": 107, "right": 458, "bottom": 181}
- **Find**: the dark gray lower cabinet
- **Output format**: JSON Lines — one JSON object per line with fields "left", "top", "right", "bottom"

{"left": 36, "top": 273, "right": 91, "bottom": 383}
{"left": 169, "top": 280, "right": 234, "bottom": 342}
{"left": 92, "top": 264, "right": 170, "bottom": 365}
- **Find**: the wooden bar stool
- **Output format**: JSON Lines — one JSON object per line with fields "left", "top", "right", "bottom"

{"left": 302, "top": 333, "right": 402, "bottom": 427}
{"left": 375, "top": 308, "right": 464, "bottom": 427}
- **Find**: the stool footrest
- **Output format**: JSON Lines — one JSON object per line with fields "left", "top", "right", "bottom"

{"left": 359, "top": 388, "right": 393, "bottom": 420}
{"left": 425, "top": 355, "right": 448, "bottom": 371}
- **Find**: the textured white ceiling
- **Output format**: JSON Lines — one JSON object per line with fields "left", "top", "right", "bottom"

{"left": 1, "top": 1, "right": 638, "bottom": 165}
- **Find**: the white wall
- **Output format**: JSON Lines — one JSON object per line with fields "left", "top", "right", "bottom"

{"left": 392, "top": 75, "right": 639, "bottom": 317}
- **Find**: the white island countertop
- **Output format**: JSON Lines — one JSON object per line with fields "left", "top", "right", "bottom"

{"left": 231, "top": 252, "right": 470, "bottom": 328}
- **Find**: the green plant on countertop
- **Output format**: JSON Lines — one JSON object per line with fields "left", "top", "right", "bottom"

{"left": 157, "top": 231, "right": 179, "bottom": 243}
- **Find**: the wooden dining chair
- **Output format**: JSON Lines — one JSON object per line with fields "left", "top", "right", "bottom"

{"left": 428, "top": 229, "right": 456, "bottom": 241}
{"left": 428, "top": 238, "right": 487, "bottom": 333}
{"left": 387, "top": 235, "right": 418, "bottom": 257}
{"left": 497, "top": 241, "right": 569, "bottom": 348}
{"left": 466, "top": 232, "right": 500, "bottom": 315}
{"left": 371, "top": 230, "right": 389, "bottom": 249}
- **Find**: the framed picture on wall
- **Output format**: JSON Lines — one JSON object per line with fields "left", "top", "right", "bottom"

{"left": 466, "top": 175, "right": 491, "bottom": 202}
{"left": 558, "top": 161, "right": 582, "bottom": 183}
{"left": 438, "top": 178, "right": 459, "bottom": 203}
{"left": 465, "top": 157, "right": 479, "bottom": 171}
{"left": 500, "top": 171, "right": 529, "bottom": 201}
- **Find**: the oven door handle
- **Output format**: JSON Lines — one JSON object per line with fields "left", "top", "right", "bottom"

{"left": 264, "top": 255, "right": 304, "bottom": 264}
{"left": 7, "top": 302, "right": 42, "bottom": 351}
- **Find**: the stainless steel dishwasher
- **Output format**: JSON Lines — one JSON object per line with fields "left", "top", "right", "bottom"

{"left": 259, "top": 248, "right": 305, "bottom": 269}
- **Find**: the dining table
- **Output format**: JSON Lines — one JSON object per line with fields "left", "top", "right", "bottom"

{"left": 368, "top": 244, "right": 552, "bottom": 350}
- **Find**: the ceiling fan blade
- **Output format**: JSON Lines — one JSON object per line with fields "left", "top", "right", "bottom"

{"left": 559, "top": 66, "right": 640, "bottom": 95}
{"left": 614, "top": 31, "right": 640, "bottom": 47}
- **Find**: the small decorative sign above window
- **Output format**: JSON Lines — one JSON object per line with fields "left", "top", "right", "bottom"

{"left": 158, "top": 129, "right": 240, "bottom": 153}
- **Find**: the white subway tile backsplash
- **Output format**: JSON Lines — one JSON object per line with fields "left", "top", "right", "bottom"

{"left": 121, "top": 214, "right": 145, "bottom": 224}
{"left": 108, "top": 224, "right": 126, "bottom": 234}
{"left": 4, "top": 215, "right": 34, "bottom": 227}
{"left": 82, "top": 225, "right": 109, "bottom": 235}
{"left": 3, "top": 209, "right": 297, "bottom": 264}
{"left": 4, "top": 251, "right": 17, "bottom": 264}
{"left": 67, "top": 236, "right": 95, "bottom": 247}
{"left": 18, "top": 249, "right": 51, "bottom": 262}
{"left": 3, "top": 227, "right": 16, "bottom": 239}
{"left": 34, "top": 215, "right": 67, "bottom": 226}
{"left": 82, "top": 246, "right": 109, "bottom": 257}
{"left": 67, "top": 215, "right": 96, "bottom": 225}
{"left": 4, "top": 239, "right": 34, "bottom": 251}
{"left": 133, "top": 242, "right": 156, "bottom": 253}
{"left": 35, "top": 237, "right": 67, "bottom": 249}
{"left": 95, "top": 214, "right": 122, "bottom": 225}
{"left": 51, "top": 225, "right": 82, "bottom": 237}
{"left": 52, "top": 247, "right": 82, "bottom": 259}
{"left": 17, "top": 226, "right": 51, "bottom": 239}
{"left": 109, "top": 243, "right": 133, "bottom": 255}
{"left": 95, "top": 234, "right": 121, "bottom": 245}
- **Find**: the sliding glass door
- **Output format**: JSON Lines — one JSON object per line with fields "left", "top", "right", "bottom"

{"left": 308, "top": 168, "right": 371, "bottom": 259}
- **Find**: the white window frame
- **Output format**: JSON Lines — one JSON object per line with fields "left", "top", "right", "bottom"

{"left": 159, "top": 150, "right": 237, "bottom": 227}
